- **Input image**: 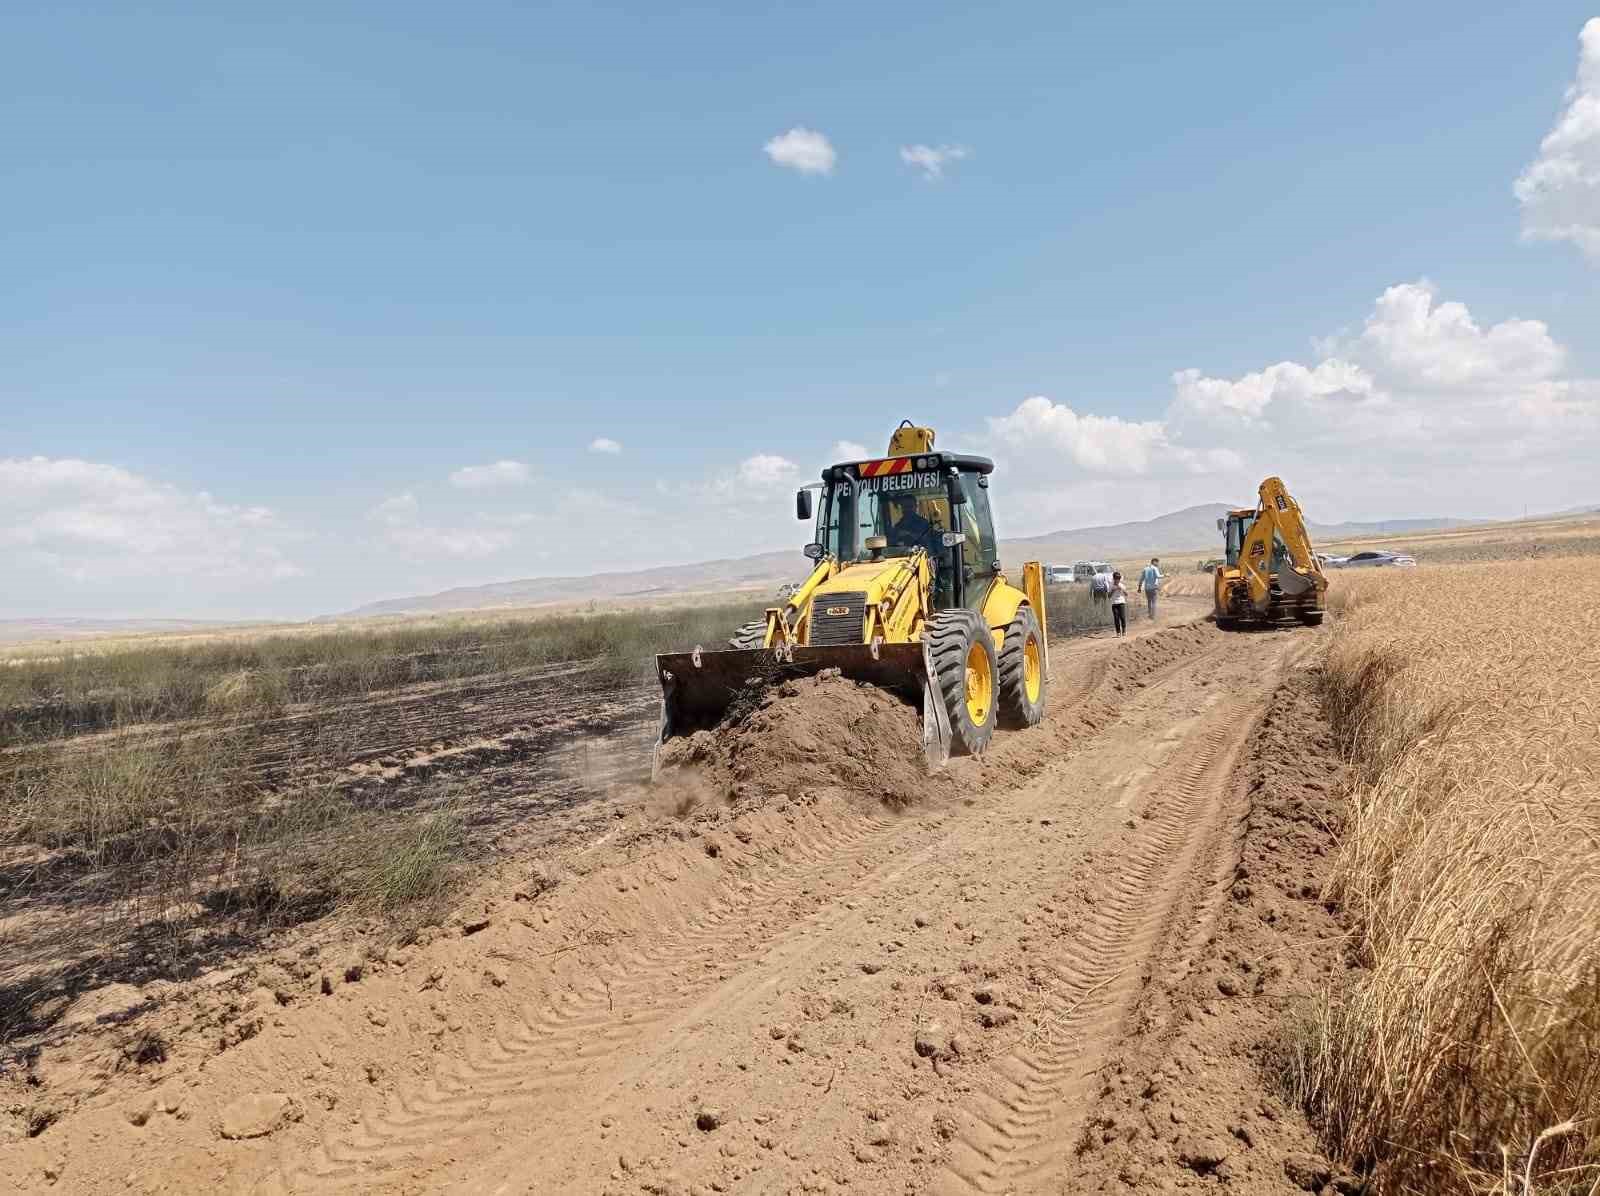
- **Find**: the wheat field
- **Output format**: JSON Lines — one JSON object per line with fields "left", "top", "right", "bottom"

{"left": 1308, "top": 559, "right": 1600, "bottom": 1194}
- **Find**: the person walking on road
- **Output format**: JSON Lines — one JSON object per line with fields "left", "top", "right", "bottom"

{"left": 1109, "top": 570, "right": 1128, "bottom": 636}
{"left": 1090, "top": 567, "right": 1111, "bottom": 608}
{"left": 1139, "top": 557, "right": 1162, "bottom": 621}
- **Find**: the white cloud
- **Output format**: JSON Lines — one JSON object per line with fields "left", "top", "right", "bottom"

{"left": 370, "top": 493, "right": 420, "bottom": 524}
{"left": 1172, "top": 283, "right": 1576, "bottom": 438}
{"left": 449, "top": 460, "right": 532, "bottom": 489}
{"left": 1516, "top": 19, "right": 1600, "bottom": 262}
{"left": 370, "top": 492, "right": 513, "bottom": 559}
{"left": 989, "top": 397, "right": 1174, "bottom": 473}
{"left": 660, "top": 452, "right": 806, "bottom": 510}
{"left": 982, "top": 281, "right": 1600, "bottom": 533}
{"left": 736, "top": 454, "right": 800, "bottom": 487}
{"left": 764, "top": 127, "right": 837, "bottom": 176}
{"left": 1342, "top": 281, "right": 1564, "bottom": 389}
{"left": 830, "top": 440, "right": 871, "bottom": 461}
{"left": 1171, "top": 359, "right": 1377, "bottom": 422}
{"left": 0, "top": 457, "right": 301, "bottom": 586}
{"left": 589, "top": 437, "right": 623, "bottom": 454}
{"left": 899, "top": 143, "right": 969, "bottom": 180}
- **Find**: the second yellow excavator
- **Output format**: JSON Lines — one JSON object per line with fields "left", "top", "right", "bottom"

{"left": 1213, "top": 477, "right": 1328, "bottom": 628}
{"left": 655, "top": 421, "right": 1049, "bottom": 769}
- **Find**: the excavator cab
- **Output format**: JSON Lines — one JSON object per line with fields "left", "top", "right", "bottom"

{"left": 1221, "top": 511, "right": 1251, "bottom": 567}
{"left": 1223, "top": 511, "right": 1292, "bottom": 574}
{"left": 807, "top": 453, "right": 997, "bottom": 615}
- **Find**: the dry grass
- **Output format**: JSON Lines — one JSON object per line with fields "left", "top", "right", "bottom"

{"left": 1304, "top": 559, "right": 1600, "bottom": 1194}
{"left": 2, "top": 600, "right": 774, "bottom": 1040}
{"left": 1, "top": 598, "right": 766, "bottom": 744}
{"left": 1043, "top": 583, "right": 1112, "bottom": 637}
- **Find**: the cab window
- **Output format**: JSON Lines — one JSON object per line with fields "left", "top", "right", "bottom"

{"left": 957, "top": 472, "right": 997, "bottom": 568}
{"left": 1225, "top": 515, "right": 1253, "bottom": 566}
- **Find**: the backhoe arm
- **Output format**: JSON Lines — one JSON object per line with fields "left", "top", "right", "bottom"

{"left": 1238, "top": 477, "right": 1325, "bottom": 612}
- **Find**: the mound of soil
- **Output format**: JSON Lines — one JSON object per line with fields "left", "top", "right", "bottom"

{"left": 655, "top": 672, "right": 958, "bottom": 810}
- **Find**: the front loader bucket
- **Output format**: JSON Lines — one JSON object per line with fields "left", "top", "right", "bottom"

{"left": 654, "top": 641, "right": 954, "bottom": 776}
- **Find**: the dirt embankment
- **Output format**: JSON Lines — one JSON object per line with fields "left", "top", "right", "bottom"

{"left": 3, "top": 617, "right": 1355, "bottom": 1195}
{"left": 655, "top": 671, "right": 953, "bottom": 810}
{"left": 1070, "top": 663, "right": 1358, "bottom": 1194}
{"left": 654, "top": 621, "right": 1220, "bottom": 815}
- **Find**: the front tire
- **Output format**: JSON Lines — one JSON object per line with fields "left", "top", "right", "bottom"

{"left": 1297, "top": 611, "right": 1325, "bottom": 626}
{"left": 927, "top": 609, "right": 997, "bottom": 757}
{"left": 997, "top": 606, "right": 1046, "bottom": 730}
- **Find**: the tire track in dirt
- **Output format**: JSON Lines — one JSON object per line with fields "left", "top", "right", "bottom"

{"left": 278, "top": 626, "right": 1231, "bottom": 1192}
{"left": 933, "top": 678, "right": 1276, "bottom": 1193}
{"left": 432, "top": 631, "right": 1274, "bottom": 1194}
{"left": 287, "top": 805, "right": 901, "bottom": 1186}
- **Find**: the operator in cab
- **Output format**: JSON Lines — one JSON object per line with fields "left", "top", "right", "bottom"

{"left": 886, "top": 498, "right": 935, "bottom": 550}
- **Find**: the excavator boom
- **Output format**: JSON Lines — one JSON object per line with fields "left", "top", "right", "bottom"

{"left": 1213, "top": 476, "right": 1328, "bottom": 626}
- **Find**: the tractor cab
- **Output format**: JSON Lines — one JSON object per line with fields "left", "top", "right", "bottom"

{"left": 1221, "top": 509, "right": 1255, "bottom": 567}
{"left": 1221, "top": 508, "right": 1290, "bottom": 573}
{"left": 797, "top": 450, "right": 997, "bottom": 612}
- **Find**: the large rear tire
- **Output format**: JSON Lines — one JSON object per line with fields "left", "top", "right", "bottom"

{"left": 1297, "top": 611, "right": 1325, "bottom": 627}
{"left": 927, "top": 609, "right": 997, "bottom": 757}
{"left": 997, "top": 605, "right": 1046, "bottom": 729}
{"left": 728, "top": 620, "right": 767, "bottom": 649}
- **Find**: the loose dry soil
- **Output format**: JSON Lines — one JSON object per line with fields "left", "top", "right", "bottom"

{"left": 2, "top": 608, "right": 1356, "bottom": 1195}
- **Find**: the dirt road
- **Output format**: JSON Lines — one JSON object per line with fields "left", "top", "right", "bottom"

{"left": 8, "top": 614, "right": 1341, "bottom": 1194}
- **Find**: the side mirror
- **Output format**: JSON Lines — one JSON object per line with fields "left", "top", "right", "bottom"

{"left": 1216, "top": 517, "right": 1226, "bottom": 531}
{"left": 803, "top": 543, "right": 825, "bottom": 561}
{"left": 796, "top": 489, "right": 813, "bottom": 521}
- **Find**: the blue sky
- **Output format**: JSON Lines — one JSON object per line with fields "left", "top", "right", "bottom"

{"left": 4, "top": 3, "right": 1598, "bottom": 618}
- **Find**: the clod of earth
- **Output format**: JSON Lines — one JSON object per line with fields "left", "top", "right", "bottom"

{"left": 914, "top": 1022, "right": 949, "bottom": 1058}
{"left": 695, "top": 1106, "right": 725, "bottom": 1132}
{"left": 1283, "top": 1151, "right": 1333, "bottom": 1191}
{"left": 1176, "top": 1135, "right": 1231, "bottom": 1173}
{"left": 218, "top": 1093, "right": 302, "bottom": 1140}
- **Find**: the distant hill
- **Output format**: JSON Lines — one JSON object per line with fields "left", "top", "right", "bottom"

{"left": 1315, "top": 516, "right": 1482, "bottom": 537}
{"left": 338, "top": 550, "right": 804, "bottom": 619}
{"left": 1006, "top": 505, "right": 1481, "bottom": 567}
{"left": 337, "top": 504, "right": 1488, "bottom": 619}
{"left": 1005, "top": 504, "right": 1236, "bottom": 563}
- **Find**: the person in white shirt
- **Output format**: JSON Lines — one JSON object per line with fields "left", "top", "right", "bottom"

{"left": 1139, "top": 558, "right": 1162, "bottom": 621}
{"left": 1108, "top": 571, "right": 1128, "bottom": 636}
{"left": 1090, "top": 568, "right": 1111, "bottom": 607}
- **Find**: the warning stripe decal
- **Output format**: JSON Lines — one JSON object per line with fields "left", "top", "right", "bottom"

{"left": 859, "top": 458, "right": 915, "bottom": 477}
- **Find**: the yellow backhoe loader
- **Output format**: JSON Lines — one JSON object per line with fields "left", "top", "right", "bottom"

{"left": 655, "top": 422, "right": 1049, "bottom": 769}
{"left": 1212, "top": 477, "right": 1328, "bottom": 628}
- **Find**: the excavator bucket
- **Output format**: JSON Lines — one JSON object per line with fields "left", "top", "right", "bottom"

{"left": 653, "top": 641, "right": 954, "bottom": 775}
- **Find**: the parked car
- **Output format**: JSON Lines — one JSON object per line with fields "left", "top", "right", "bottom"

{"left": 1327, "top": 550, "right": 1417, "bottom": 569}
{"left": 1046, "top": 561, "right": 1111, "bottom": 584}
